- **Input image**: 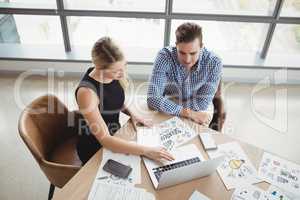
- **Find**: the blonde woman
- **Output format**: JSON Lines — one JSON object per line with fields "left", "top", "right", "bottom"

{"left": 75, "top": 37, "right": 174, "bottom": 164}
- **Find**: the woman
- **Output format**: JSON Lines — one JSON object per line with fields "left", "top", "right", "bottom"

{"left": 75, "top": 37, "right": 174, "bottom": 165}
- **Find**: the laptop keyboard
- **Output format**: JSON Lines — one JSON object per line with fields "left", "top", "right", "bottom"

{"left": 153, "top": 157, "right": 201, "bottom": 181}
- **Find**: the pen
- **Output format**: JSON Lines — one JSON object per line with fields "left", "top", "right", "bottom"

{"left": 97, "top": 176, "right": 109, "bottom": 180}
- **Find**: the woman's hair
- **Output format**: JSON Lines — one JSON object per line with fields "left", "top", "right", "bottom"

{"left": 91, "top": 37, "right": 124, "bottom": 68}
{"left": 91, "top": 37, "right": 128, "bottom": 89}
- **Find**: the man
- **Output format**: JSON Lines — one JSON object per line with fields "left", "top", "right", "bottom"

{"left": 147, "top": 22, "right": 222, "bottom": 126}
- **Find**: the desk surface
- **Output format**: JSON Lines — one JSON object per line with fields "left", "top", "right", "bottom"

{"left": 53, "top": 110, "right": 269, "bottom": 200}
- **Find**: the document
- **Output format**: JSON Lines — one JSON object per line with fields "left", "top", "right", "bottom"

{"left": 231, "top": 184, "right": 270, "bottom": 200}
{"left": 88, "top": 149, "right": 142, "bottom": 200}
{"left": 119, "top": 112, "right": 131, "bottom": 127}
{"left": 232, "top": 184, "right": 296, "bottom": 200}
{"left": 88, "top": 182, "right": 155, "bottom": 200}
{"left": 207, "top": 142, "right": 260, "bottom": 190}
{"left": 94, "top": 148, "right": 141, "bottom": 187}
{"left": 258, "top": 152, "right": 300, "bottom": 197}
{"left": 189, "top": 190, "right": 211, "bottom": 200}
{"left": 137, "top": 117, "right": 198, "bottom": 151}
{"left": 266, "top": 185, "right": 292, "bottom": 200}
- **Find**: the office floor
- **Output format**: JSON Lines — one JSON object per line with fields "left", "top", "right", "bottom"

{"left": 0, "top": 73, "right": 299, "bottom": 200}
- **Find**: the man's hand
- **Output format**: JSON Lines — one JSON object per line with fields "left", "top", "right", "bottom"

{"left": 190, "top": 110, "right": 210, "bottom": 124}
{"left": 180, "top": 108, "right": 210, "bottom": 125}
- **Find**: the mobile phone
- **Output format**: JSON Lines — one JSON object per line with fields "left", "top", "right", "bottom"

{"left": 103, "top": 159, "right": 132, "bottom": 179}
{"left": 199, "top": 132, "right": 218, "bottom": 151}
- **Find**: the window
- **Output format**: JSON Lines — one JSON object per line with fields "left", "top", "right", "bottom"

{"left": 0, "top": 0, "right": 299, "bottom": 68}
{"left": 280, "top": 0, "right": 300, "bottom": 17}
{"left": 0, "top": 14, "right": 63, "bottom": 45}
{"left": 68, "top": 17, "right": 164, "bottom": 62}
{"left": 0, "top": 0, "right": 56, "bottom": 9}
{"left": 64, "top": 0, "right": 165, "bottom": 12}
{"left": 171, "top": 20, "right": 269, "bottom": 65}
{"left": 173, "top": 0, "right": 276, "bottom": 16}
{"left": 266, "top": 24, "right": 300, "bottom": 67}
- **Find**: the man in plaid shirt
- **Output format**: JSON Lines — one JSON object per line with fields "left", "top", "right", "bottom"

{"left": 147, "top": 22, "right": 222, "bottom": 126}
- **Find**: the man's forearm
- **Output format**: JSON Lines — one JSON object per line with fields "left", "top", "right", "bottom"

{"left": 147, "top": 96, "right": 183, "bottom": 116}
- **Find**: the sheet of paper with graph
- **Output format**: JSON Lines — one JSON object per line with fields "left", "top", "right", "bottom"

{"left": 137, "top": 117, "right": 198, "bottom": 151}
{"left": 207, "top": 142, "right": 260, "bottom": 190}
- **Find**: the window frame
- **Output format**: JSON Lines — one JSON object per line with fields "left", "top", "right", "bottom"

{"left": 0, "top": 0, "right": 299, "bottom": 69}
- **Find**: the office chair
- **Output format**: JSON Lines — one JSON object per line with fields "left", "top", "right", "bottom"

{"left": 18, "top": 95, "right": 82, "bottom": 200}
{"left": 209, "top": 81, "right": 226, "bottom": 131}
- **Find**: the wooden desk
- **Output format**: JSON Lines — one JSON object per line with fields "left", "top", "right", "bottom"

{"left": 53, "top": 110, "right": 269, "bottom": 200}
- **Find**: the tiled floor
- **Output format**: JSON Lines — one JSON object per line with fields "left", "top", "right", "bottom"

{"left": 0, "top": 72, "right": 299, "bottom": 200}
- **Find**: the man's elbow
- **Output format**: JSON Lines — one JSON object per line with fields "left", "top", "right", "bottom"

{"left": 147, "top": 96, "right": 156, "bottom": 109}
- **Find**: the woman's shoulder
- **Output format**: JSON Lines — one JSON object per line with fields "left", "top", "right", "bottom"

{"left": 76, "top": 87, "right": 98, "bottom": 105}
{"left": 77, "top": 86, "right": 94, "bottom": 96}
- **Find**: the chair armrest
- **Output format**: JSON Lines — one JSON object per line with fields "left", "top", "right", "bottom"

{"left": 209, "top": 96, "right": 226, "bottom": 132}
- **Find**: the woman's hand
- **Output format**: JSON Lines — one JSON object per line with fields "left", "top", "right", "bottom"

{"left": 143, "top": 146, "right": 175, "bottom": 162}
{"left": 131, "top": 115, "right": 153, "bottom": 129}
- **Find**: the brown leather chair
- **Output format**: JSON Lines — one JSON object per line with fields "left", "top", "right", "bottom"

{"left": 18, "top": 95, "right": 82, "bottom": 200}
{"left": 209, "top": 81, "right": 226, "bottom": 131}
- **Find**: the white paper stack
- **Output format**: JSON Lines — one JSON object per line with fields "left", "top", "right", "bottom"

{"left": 88, "top": 148, "right": 142, "bottom": 200}
{"left": 89, "top": 182, "right": 155, "bottom": 200}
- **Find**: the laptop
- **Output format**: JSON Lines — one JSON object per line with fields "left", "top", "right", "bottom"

{"left": 142, "top": 144, "right": 224, "bottom": 189}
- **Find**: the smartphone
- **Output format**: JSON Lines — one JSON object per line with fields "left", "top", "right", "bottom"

{"left": 103, "top": 159, "right": 132, "bottom": 179}
{"left": 199, "top": 132, "right": 218, "bottom": 151}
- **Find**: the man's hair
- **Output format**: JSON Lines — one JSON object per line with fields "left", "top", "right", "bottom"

{"left": 175, "top": 22, "right": 202, "bottom": 45}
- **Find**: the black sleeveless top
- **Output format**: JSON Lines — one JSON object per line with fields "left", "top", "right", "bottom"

{"left": 75, "top": 67, "right": 125, "bottom": 136}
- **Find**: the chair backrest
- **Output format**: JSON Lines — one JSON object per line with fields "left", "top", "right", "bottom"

{"left": 18, "top": 95, "right": 72, "bottom": 162}
{"left": 18, "top": 95, "right": 81, "bottom": 187}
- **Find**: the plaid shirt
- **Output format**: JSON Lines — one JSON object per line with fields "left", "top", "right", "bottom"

{"left": 147, "top": 46, "right": 222, "bottom": 116}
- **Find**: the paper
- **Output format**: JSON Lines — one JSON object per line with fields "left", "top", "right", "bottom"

{"left": 137, "top": 117, "right": 198, "bottom": 151}
{"left": 267, "top": 185, "right": 292, "bottom": 200}
{"left": 258, "top": 152, "right": 300, "bottom": 197}
{"left": 88, "top": 149, "right": 142, "bottom": 200}
{"left": 189, "top": 190, "right": 211, "bottom": 200}
{"left": 119, "top": 112, "right": 131, "bottom": 127}
{"left": 231, "top": 184, "right": 271, "bottom": 200}
{"left": 207, "top": 142, "right": 260, "bottom": 190}
{"left": 89, "top": 182, "right": 155, "bottom": 200}
{"left": 137, "top": 127, "right": 161, "bottom": 147}
{"left": 95, "top": 148, "right": 141, "bottom": 186}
